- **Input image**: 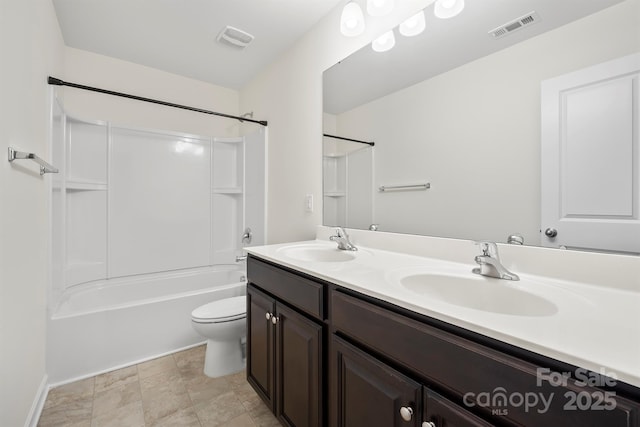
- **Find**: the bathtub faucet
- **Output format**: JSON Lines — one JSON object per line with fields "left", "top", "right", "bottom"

{"left": 242, "top": 228, "right": 252, "bottom": 244}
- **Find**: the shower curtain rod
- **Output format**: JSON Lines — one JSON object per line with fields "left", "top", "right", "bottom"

{"left": 323, "top": 133, "right": 374, "bottom": 146}
{"left": 47, "top": 76, "right": 268, "bottom": 126}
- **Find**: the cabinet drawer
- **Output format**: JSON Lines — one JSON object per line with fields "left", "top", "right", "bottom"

{"left": 248, "top": 256, "right": 324, "bottom": 320}
{"left": 424, "top": 388, "right": 493, "bottom": 427}
{"left": 332, "top": 290, "right": 640, "bottom": 427}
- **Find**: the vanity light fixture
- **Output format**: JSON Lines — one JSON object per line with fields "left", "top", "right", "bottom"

{"left": 367, "top": 0, "right": 394, "bottom": 17}
{"left": 399, "top": 10, "right": 426, "bottom": 37}
{"left": 372, "top": 30, "right": 396, "bottom": 52}
{"left": 340, "top": 1, "right": 366, "bottom": 36}
{"left": 434, "top": 0, "right": 465, "bottom": 19}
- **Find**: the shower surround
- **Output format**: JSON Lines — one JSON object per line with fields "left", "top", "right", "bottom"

{"left": 48, "top": 98, "right": 266, "bottom": 384}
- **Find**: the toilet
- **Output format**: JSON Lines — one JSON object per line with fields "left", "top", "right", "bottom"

{"left": 191, "top": 295, "right": 247, "bottom": 378}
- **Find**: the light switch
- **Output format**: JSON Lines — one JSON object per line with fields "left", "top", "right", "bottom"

{"left": 304, "top": 194, "right": 314, "bottom": 212}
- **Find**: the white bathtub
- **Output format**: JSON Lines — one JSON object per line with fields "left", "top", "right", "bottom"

{"left": 47, "top": 265, "right": 246, "bottom": 385}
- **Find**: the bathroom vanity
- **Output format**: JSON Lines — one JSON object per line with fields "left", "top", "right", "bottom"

{"left": 246, "top": 257, "right": 325, "bottom": 427}
{"left": 245, "top": 235, "right": 640, "bottom": 427}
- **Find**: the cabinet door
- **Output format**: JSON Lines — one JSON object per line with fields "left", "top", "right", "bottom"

{"left": 275, "top": 303, "right": 323, "bottom": 427}
{"left": 331, "top": 336, "right": 422, "bottom": 427}
{"left": 247, "top": 285, "right": 275, "bottom": 410}
{"left": 423, "top": 388, "right": 493, "bottom": 427}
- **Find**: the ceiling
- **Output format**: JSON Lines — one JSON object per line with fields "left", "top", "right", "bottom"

{"left": 52, "top": 0, "right": 344, "bottom": 89}
{"left": 324, "top": 0, "right": 626, "bottom": 114}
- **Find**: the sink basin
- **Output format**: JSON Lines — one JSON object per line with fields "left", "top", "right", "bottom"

{"left": 396, "top": 272, "right": 558, "bottom": 316}
{"left": 277, "top": 244, "right": 359, "bottom": 262}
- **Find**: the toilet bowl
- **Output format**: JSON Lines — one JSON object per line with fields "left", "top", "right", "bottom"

{"left": 191, "top": 295, "right": 246, "bottom": 378}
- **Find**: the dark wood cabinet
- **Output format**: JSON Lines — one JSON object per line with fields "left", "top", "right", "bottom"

{"left": 275, "top": 303, "right": 322, "bottom": 427}
{"left": 331, "top": 289, "right": 640, "bottom": 427}
{"left": 247, "top": 257, "right": 325, "bottom": 427}
{"left": 247, "top": 255, "right": 640, "bottom": 427}
{"left": 247, "top": 284, "right": 276, "bottom": 409}
{"left": 423, "top": 388, "right": 493, "bottom": 427}
{"left": 331, "top": 335, "right": 422, "bottom": 427}
{"left": 331, "top": 335, "right": 492, "bottom": 427}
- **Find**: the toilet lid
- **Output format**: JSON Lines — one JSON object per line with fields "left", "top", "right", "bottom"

{"left": 192, "top": 295, "right": 246, "bottom": 323}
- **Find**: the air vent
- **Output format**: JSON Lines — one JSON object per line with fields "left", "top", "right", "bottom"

{"left": 216, "top": 26, "right": 254, "bottom": 49}
{"left": 489, "top": 11, "right": 540, "bottom": 39}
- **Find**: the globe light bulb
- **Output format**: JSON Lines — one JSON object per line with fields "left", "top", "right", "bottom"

{"left": 399, "top": 10, "right": 426, "bottom": 37}
{"left": 372, "top": 30, "right": 396, "bottom": 52}
{"left": 434, "top": 0, "right": 464, "bottom": 19}
{"left": 341, "top": 2, "right": 366, "bottom": 36}
{"left": 367, "top": 0, "right": 394, "bottom": 17}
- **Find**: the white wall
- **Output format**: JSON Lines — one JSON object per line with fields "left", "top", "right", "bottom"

{"left": 62, "top": 47, "right": 241, "bottom": 138}
{"left": 241, "top": 0, "right": 434, "bottom": 243}
{"left": 0, "top": 0, "right": 65, "bottom": 425}
{"left": 336, "top": 0, "right": 640, "bottom": 244}
{"left": 1, "top": 12, "right": 243, "bottom": 426}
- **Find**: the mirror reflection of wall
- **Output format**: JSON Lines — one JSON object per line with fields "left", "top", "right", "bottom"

{"left": 323, "top": 0, "right": 640, "bottom": 252}
{"left": 322, "top": 126, "right": 374, "bottom": 230}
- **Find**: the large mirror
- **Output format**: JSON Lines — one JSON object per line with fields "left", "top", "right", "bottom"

{"left": 323, "top": 0, "right": 640, "bottom": 253}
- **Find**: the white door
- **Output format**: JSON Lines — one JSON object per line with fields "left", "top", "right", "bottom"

{"left": 541, "top": 53, "right": 640, "bottom": 253}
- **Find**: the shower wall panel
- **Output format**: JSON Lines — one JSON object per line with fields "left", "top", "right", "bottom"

{"left": 65, "top": 118, "right": 108, "bottom": 287}
{"left": 244, "top": 128, "right": 267, "bottom": 247}
{"left": 50, "top": 102, "right": 266, "bottom": 312}
{"left": 108, "top": 128, "right": 211, "bottom": 278}
{"left": 67, "top": 119, "right": 107, "bottom": 183}
{"left": 212, "top": 138, "right": 244, "bottom": 264}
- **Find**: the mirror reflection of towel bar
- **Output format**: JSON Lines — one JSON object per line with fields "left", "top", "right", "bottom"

{"left": 8, "top": 147, "right": 59, "bottom": 175}
{"left": 378, "top": 183, "right": 430, "bottom": 192}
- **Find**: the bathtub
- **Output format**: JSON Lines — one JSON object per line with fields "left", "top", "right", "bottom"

{"left": 47, "top": 265, "right": 246, "bottom": 385}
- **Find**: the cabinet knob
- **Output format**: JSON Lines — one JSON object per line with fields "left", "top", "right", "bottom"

{"left": 271, "top": 316, "right": 279, "bottom": 324}
{"left": 265, "top": 312, "right": 272, "bottom": 321}
{"left": 422, "top": 422, "right": 436, "bottom": 427}
{"left": 399, "top": 406, "right": 413, "bottom": 422}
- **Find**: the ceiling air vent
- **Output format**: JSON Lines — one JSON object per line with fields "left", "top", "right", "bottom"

{"left": 489, "top": 11, "right": 540, "bottom": 39}
{"left": 216, "top": 26, "right": 254, "bottom": 49}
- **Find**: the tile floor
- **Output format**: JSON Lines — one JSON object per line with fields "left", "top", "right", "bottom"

{"left": 38, "top": 345, "right": 280, "bottom": 427}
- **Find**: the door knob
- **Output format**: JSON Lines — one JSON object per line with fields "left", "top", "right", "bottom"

{"left": 399, "top": 406, "right": 413, "bottom": 421}
{"left": 544, "top": 228, "right": 558, "bottom": 238}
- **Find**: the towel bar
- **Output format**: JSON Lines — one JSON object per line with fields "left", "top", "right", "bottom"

{"left": 378, "top": 183, "right": 430, "bottom": 192}
{"left": 8, "top": 147, "right": 59, "bottom": 175}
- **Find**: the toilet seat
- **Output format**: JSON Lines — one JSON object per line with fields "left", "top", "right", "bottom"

{"left": 192, "top": 296, "right": 246, "bottom": 323}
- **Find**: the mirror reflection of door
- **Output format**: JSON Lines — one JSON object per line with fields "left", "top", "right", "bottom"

{"left": 541, "top": 53, "right": 640, "bottom": 253}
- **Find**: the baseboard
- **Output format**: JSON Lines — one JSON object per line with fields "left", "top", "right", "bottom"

{"left": 47, "top": 341, "right": 206, "bottom": 389}
{"left": 25, "top": 374, "right": 49, "bottom": 427}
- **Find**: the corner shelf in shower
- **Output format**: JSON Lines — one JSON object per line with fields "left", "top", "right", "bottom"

{"left": 323, "top": 191, "right": 346, "bottom": 198}
{"left": 213, "top": 187, "right": 243, "bottom": 194}
{"left": 66, "top": 178, "right": 108, "bottom": 191}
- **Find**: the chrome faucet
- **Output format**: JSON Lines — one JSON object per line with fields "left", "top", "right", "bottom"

{"left": 330, "top": 227, "right": 358, "bottom": 251}
{"left": 472, "top": 241, "right": 519, "bottom": 281}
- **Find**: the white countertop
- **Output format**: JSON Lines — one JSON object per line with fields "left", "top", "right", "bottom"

{"left": 246, "top": 238, "right": 640, "bottom": 389}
